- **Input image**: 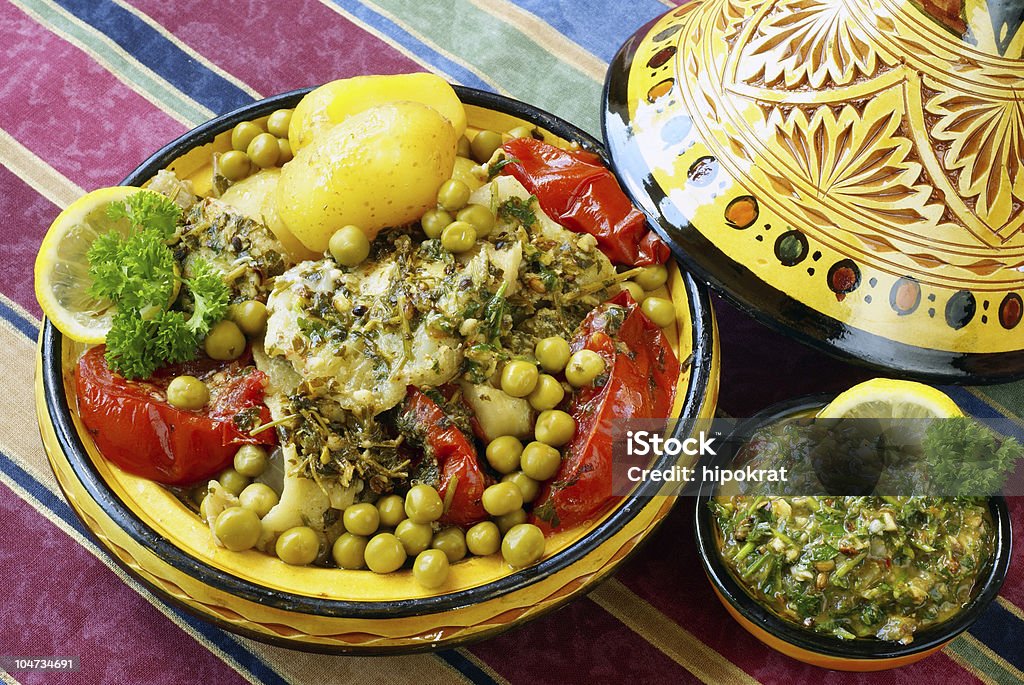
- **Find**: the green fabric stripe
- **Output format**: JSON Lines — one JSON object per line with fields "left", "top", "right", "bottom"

{"left": 973, "top": 382, "right": 1024, "bottom": 421}
{"left": 14, "top": 0, "right": 211, "bottom": 126}
{"left": 946, "top": 636, "right": 1024, "bottom": 685}
{"left": 360, "top": 0, "right": 604, "bottom": 134}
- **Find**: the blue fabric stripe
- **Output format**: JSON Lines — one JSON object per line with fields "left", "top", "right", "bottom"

{"left": 0, "top": 451, "right": 289, "bottom": 685}
{"left": 0, "top": 299, "right": 39, "bottom": 340}
{"left": 969, "top": 601, "right": 1024, "bottom": 673}
{"left": 437, "top": 649, "right": 499, "bottom": 685}
{"left": 507, "top": 0, "right": 672, "bottom": 62}
{"left": 49, "top": 0, "right": 255, "bottom": 115}
{"left": 330, "top": 0, "right": 493, "bottom": 90}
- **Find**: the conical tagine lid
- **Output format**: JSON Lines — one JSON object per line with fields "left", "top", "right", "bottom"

{"left": 604, "top": 0, "right": 1024, "bottom": 382}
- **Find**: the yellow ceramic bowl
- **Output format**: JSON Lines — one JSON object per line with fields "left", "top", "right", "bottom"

{"left": 692, "top": 395, "right": 1012, "bottom": 670}
{"left": 36, "top": 86, "right": 720, "bottom": 653}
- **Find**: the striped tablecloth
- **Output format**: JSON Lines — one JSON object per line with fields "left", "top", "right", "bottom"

{"left": 2, "top": 1, "right": 1022, "bottom": 683}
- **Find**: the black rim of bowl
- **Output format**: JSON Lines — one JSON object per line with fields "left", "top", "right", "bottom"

{"left": 41, "top": 85, "right": 717, "bottom": 621}
{"left": 600, "top": 18, "right": 1024, "bottom": 385}
{"left": 692, "top": 394, "right": 1013, "bottom": 661}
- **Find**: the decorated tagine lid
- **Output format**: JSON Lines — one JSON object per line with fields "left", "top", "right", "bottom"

{"left": 604, "top": 0, "right": 1024, "bottom": 382}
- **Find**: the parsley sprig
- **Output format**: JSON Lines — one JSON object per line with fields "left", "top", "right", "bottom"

{"left": 923, "top": 417, "right": 1023, "bottom": 495}
{"left": 88, "top": 191, "right": 228, "bottom": 379}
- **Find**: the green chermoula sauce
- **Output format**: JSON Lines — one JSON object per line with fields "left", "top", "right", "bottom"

{"left": 710, "top": 495, "right": 994, "bottom": 643}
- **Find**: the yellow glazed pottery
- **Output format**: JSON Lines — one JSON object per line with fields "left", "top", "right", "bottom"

{"left": 605, "top": 0, "right": 1024, "bottom": 382}
{"left": 36, "top": 87, "right": 720, "bottom": 653}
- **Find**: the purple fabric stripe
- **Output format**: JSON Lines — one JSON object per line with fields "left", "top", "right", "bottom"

{"left": 0, "top": 478, "right": 248, "bottom": 685}
{"left": 125, "top": 0, "right": 426, "bottom": 96}
{"left": 0, "top": 0, "right": 184, "bottom": 190}
{"left": 0, "top": 164, "right": 54, "bottom": 318}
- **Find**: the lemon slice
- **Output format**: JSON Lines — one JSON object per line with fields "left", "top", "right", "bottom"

{"left": 818, "top": 378, "right": 963, "bottom": 420}
{"left": 34, "top": 186, "right": 142, "bottom": 343}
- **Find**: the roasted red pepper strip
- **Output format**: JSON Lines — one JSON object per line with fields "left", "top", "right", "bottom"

{"left": 401, "top": 388, "right": 492, "bottom": 526}
{"left": 500, "top": 138, "right": 670, "bottom": 267}
{"left": 76, "top": 345, "right": 275, "bottom": 486}
{"left": 531, "top": 291, "right": 680, "bottom": 533}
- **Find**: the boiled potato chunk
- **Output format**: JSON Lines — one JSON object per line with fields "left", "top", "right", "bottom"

{"left": 289, "top": 73, "right": 467, "bottom": 152}
{"left": 219, "top": 169, "right": 320, "bottom": 262}
{"left": 277, "top": 102, "right": 457, "bottom": 251}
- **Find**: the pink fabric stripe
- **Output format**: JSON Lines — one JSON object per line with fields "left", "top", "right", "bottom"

{"left": 0, "top": 165, "right": 51, "bottom": 318}
{"left": 614, "top": 507, "right": 986, "bottom": 685}
{"left": 468, "top": 593, "right": 703, "bottom": 684}
{"left": 0, "top": 481, "right": 247, "bottom": 685}
{"left": 125, "top": 0, "right": 426, "bottom": 96}
{"left": 0, "top": 1, "right": 184, "bottom": 190}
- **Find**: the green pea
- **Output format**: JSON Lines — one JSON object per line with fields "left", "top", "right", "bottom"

{"left": 456, "top": 204, "right": 494, "bottom": 238}
{"left": 437, "top": 179, "right": 471, "bottom": 212}
{"left": 471, "top": 130, "right": 503, "bottom": 163}
{"left": 405, "top": 484, "right": 444, "bottom": 523}
{"left": 204, "top": 320, "right": 246, "bottom": 361}
{"left": 413, "top": 549, "right": 450, "bottom": 588}
{"left": 276, "top": 137, "right": 293, "bottom": 164}
{"left": 495, "top": 508, "right": 527, "bottom": 535}
{"left": 619, "top": 281, "right": 646, "bottom": 303}
{"left": 431, "top": 527, "right": 467, "bottom": 563}
{"left": 395, "top": 519, "right": 434, "bottom": 556}
{"left": 230, "top": 121, "right": 262, "bottom": 152}
{"left": 166, "top": 375, "right": 208, "bottom": 410}
{"left": 456, "top": 136, "right": 472, "bottom": 158}
{"left": 246, "top": 132, "right": 280, "bottom": 169}
{"left": 214, "top": 506, "right": 261, "bottom": 551}
{"left": 364, "top": 532, "right": 407, "bottom": 573}
{"left": 343, "top": 502, "right": 380, "bottom": 537}
{"left": 481, "top": 482, "right": 523, "bottom": 517}
{"left": 565, "top": 349, "right": 606, "bottom": 388}
{"left": 229, "top": 300, "right": 268, "bottom": 337}
{"left": 217, "top": 467, "right": 249, "bottom": 497}
{"left": 501, "top": 471, "right": 540, "bottom": 503}
{"left": 329, "top": 225, "right": 371, "bottom": 267}
{"left": 528, "top": 374, "right": 564, "bottom": 412}
{"left": 332, "top": 532, "right": 368, "bottom": 570}
{"left": 465, "top": 521, "right": 501, "bottom": 556}
{"left": 501, "top": 523, "right": 545, "bottom": 568}
{"left": 238, "top": 482, "right": 278, "bottom": 518}
{"left": 507, "top": 125, "right": 535, "bottom": 140}
{"left": 501, "top": 360, "right": 539, "bottom": 398}
{"left": 634, "top": 264, "right": 669, "bottom": 291}
{"left": 219, "top": 150, "right": 250, "bottom": 181}
{"left": 535, "top": 336, "right": 570, "bottom": 374}
{"left": 233, "top": 444, "right": 268, "bottom": 478}
{"left": 534, "top": 410, "right": 576, "bottom": 447}
{"left": 441, "top": 221, "right": 477, "bottom": 254}
{"left": 485, "top": 435, "right": 523, "bottom": 475}
{"left": 376, "top": 494, "right": 407, "bottom": 528}
{"left": 276, "top": 526, "right": 320, "bottom": 566}
{"left": 641, "top": 296, "right": 675, "bottom": 328}
{"left": 520, "top": 442, "right": 561, "bottom": 481}
{"left": 266, "top": 109, "right": 293, "bottom": 138}
{"left": 421, "top": 208, "right": 453, "bottom": 240}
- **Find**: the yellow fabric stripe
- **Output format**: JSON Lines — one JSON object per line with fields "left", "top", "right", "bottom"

{"left": 961, "top": 634, "right": 1024, "bottom": 682}
{"left": 311, "top": 0, "right": 465, "bottom": 86}
{"left": 0, "top": 126, "right": 84, "bottom": 208}
{"left": 358, "top": 0, "right": 510, "bottom": 94}
{"left": 590, "top": 579, "right": 761, "bottom": 685}
{"left": 944, "top": 645, "right": 1002, "bottom": 685}
{"left": 997, "top": 596, "right": 1024, "bottom": 622}
{"left": 10, "top": 0, "right": 207, "bottom": 127}
{"left": 464, "top": 0, "right": 605, "bottom": 83}
{"left": 0, "top": 669, "right": 22, "bottom": 685}
{"left": 109, "top": 0, "right": 264, "bottom": 100}
{"left": 965, "top": 388, "right": 1024, "bottom": 429}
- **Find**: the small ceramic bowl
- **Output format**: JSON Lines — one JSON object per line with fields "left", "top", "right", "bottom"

{"left": 692, "top": 395, "right": 1012, "bottom": 671}
{"left": 36, "top": 86, "right": 720, "bottom": 653}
